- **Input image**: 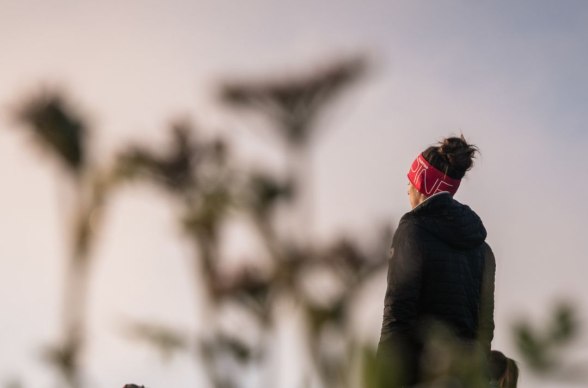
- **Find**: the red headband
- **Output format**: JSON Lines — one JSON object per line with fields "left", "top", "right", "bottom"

{"left": 407, "top": 153, "right": 461, "bottom": 196}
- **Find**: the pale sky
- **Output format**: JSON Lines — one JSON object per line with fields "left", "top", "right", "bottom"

{"left": 1, "top": 1, "right": 587, "bottom": 387}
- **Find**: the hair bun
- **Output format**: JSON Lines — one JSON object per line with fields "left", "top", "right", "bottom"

{"left": 437, "top": 135, "right": 478, "bottom": 177}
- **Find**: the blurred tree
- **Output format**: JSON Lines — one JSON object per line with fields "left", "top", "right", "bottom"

{"left": 221, "top": 57, "right": 367, "bottom": 245}
{"left": 115, "top": 119, "right": 241, "bottom": 387}
{"left": 13, "top": 88, "right": 114, "bottom": 388}
{"left": 114, "top": 57, "right": 393, "bottom": 388}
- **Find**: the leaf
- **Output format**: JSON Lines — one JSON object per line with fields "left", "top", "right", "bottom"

{"left": 514, "top": 322, "right": 550, "bottom": 370}
{"left": 549, "top": 302, "right": 578, "bottom": 344}
{"left": 115, "top": 120, "right": 200, "bottom": 191}
{"left": 125, "top": 322, "right": 189, "bottom": 361}
{"left": 183, "top": 186, "right": 232, "bottom": 239}
{"left": 513, "top": 301, "right": 582, "bottom": 375}
{"left": 248, "top": 171, "right": 293, "bottom": 218}
{"left": 14, "top": 88, "right": 87, "bottom": 173}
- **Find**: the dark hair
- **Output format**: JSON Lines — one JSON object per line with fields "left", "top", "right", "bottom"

{"left": 489, "top": 350, "right": 519, "bottom": 388}
{"left": 422, "top": 135, "right": 478, "bottom": 179}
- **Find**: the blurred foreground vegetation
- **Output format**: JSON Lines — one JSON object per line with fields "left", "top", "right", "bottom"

{"left": 6, "top": 56, "right": 587, "bottom": 388}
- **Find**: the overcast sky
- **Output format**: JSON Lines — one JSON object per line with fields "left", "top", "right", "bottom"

{"left": 1, "top": 1, "right": 587, "bottom": 387}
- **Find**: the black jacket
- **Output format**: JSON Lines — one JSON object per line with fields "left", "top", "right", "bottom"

{"left": 377, "top": 192, "right": 495, "bottom": 383}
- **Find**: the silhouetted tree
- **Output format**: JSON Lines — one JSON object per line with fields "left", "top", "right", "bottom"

{"left": 13, "top": 88, "right": 114, "bottom": 388}
{"left": 113, "top": 57, "right": 393, "bottom": 388}
{"left": 221, "top": 57, "right": 367, "bottom": 246}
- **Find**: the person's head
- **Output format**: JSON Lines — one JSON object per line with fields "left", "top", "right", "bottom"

{"left": 407, "top": 135, "right": 478, "bottom": 209}
{"left": 489, "top": 350, "right": 519, "bottom": 388}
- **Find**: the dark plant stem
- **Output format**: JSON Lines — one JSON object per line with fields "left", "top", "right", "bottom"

{"left": 286, "top": 143, "right": 313, "bottom": 249}
{"left": 59, "top": 182, "right": 89, "bottom": 388}
{"left": 61, "top": 251, "right": 90, "bottom": 388}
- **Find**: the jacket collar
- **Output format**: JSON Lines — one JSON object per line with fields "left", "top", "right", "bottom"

{"left": 410, "top": 191, "right": 452, "bottom": 214}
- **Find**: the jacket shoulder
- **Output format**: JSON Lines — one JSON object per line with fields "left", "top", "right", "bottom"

{"left": 393, "top": 213, "right": 429, "bottom": 247}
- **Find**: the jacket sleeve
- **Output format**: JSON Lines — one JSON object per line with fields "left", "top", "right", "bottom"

{"left": 477, "top": 242, "right": 496, "bottom": 354}
{"left": 378, "top": 220, "right": 425, "bottom": 345}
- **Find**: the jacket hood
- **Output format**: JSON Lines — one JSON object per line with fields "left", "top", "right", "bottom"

{"left": 408, "top": 192, "right": 487, "bottom": 249}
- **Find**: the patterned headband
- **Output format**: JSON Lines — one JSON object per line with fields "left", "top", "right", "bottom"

{"left": 407, "top": 153, "right": 461, "bottom": 196}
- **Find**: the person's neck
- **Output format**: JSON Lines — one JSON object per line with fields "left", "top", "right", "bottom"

{"left": 413, "top": 191, "right": 450, "bottom": 210}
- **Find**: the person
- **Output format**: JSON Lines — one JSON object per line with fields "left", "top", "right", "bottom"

{"left": 376, "top": 135, "right": 496, "bottom": 386}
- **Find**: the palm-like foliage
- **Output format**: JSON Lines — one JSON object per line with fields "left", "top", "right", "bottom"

{"left": 222, "top": 57, "right": 368, "bottom": 249}
{"left": 116, "top": 121, "right": 200, "bottom": 193}
{"left": 14, "top": 89, "right": 87, "bottom": 174}
{"left": 12, "top": 89, "right": 113, "bottom": 388}
{"left": 221, "top": 57, "right": 365, "bottom": 148}
{"left": 111, "top": 57, "right": 394, "bottom": 388}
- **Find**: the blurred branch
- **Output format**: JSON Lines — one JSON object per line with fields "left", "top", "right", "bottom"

{"left": 115, "top": 120, "right": 201, "bottom": 193}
